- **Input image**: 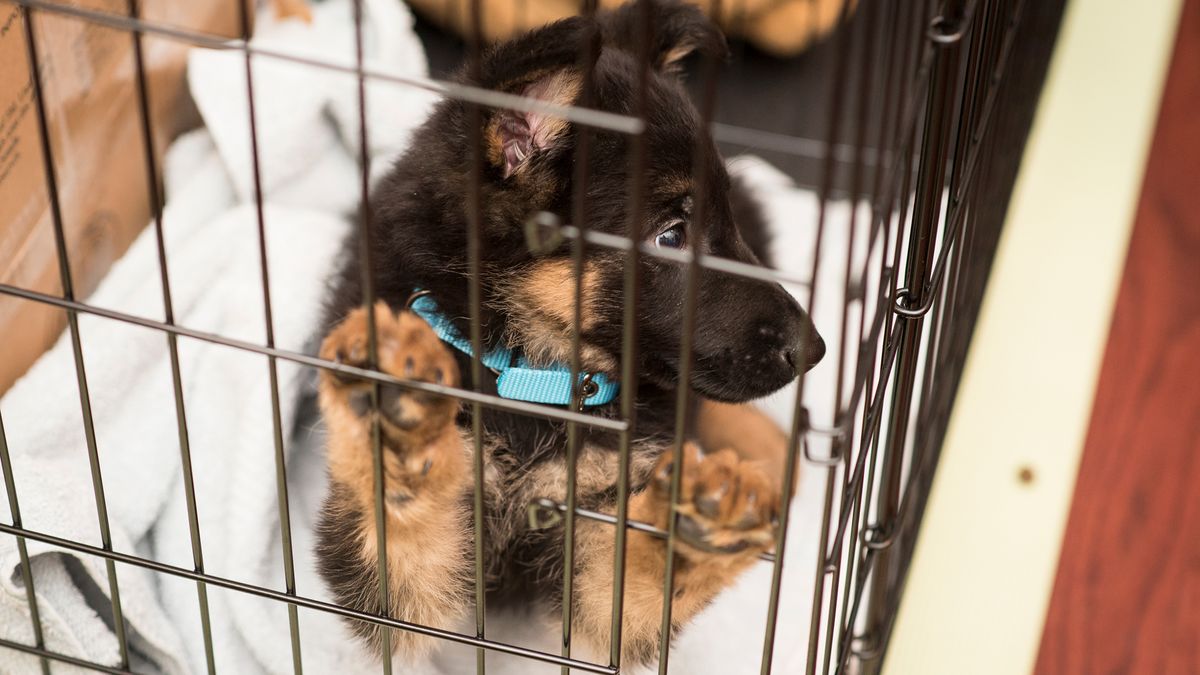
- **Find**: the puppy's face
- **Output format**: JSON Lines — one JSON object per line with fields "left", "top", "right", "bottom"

{"left": 475, "top": 1, "right": 824, "bottom": 403}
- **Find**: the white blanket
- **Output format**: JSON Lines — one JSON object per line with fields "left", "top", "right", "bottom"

{"left": 0, "top": 1, "right": 869, "bottom": 672}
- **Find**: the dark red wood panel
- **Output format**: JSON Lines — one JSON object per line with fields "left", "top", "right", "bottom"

{"left": 1034, "top": 1, "right": 1200, "bottom": 673}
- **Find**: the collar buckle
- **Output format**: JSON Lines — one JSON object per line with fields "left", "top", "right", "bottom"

{"left": 574, "top": 372, "right": 599, "bottom": 412}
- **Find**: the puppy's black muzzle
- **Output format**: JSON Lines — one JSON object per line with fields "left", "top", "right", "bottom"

{"left": 690, "top": 276, "right": 825, "bottom": 402}
{"left": 750, "top": 295, "right": 825, "bottom": 375}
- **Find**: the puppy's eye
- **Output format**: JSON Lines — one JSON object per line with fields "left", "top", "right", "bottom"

{"left": 654, "top": 223, "right": 686, "bottom": 249}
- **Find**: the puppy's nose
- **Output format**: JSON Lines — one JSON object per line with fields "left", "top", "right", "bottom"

{"left": 784, "top": 329, "right": 825, "bottom": 374}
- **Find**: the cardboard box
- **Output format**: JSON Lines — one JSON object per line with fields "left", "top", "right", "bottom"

{"left": 0, "top": 2, "right": 239, "bottom": 394}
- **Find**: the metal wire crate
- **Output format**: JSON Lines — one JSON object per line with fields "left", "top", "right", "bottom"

{"left": 0, "top": 0, "right": 1055, "bottom": 673}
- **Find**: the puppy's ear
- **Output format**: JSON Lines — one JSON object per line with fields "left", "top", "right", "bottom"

{"left": 486, "top": 69, "right": 581, "bottom": 179}
{"left": 601, "top": 0, "right": 729, "bottom": 75}
{"left": 471, "top": 16, "right": 592, "bottom": 179}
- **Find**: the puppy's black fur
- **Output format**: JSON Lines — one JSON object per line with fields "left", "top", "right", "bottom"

{"left": 316, "top": 0, "right": 824, "bottom": 661}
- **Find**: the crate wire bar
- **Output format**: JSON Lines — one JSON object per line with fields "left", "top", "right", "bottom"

{"left": 0, "top": 0, "right": 1030, "bottom": 673}
{"left": 232, "top": 0, "right": 307, "bottom": 668}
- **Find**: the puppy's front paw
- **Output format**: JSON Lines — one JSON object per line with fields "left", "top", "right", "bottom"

{"left": 319, "top": 302, "right": 464, "bottom": 507}
{"left": 650, "top": 442, "right": 780, "bottom": 557}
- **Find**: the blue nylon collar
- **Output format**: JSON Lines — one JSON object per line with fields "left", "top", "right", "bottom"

{"left": 409, "top": 294, "right": 619, "bottom": 409}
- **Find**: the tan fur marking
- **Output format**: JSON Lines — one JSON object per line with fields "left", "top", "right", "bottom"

{"left": 695, "top": 399, "right": 798, "bottom": 497}
{"left": 661, "top": 41, "right": 699, "bottom": 71}
{"left": 497, "top": 259, "right": 618, "bottom": 373}
{"left": 525, "top": 69, "right": 581, "bottom": 145}
{"left": 518, "top": 444, "right": 661, "bottom": 505}
{"left": 570, "top": 442, "right": 780, "bottom": 664}
{"left": 318, "top": 304, "right": 472, "bottom": 657}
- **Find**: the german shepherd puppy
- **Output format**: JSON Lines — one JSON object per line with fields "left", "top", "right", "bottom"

{"left": 314, "top": 0, "right": 825, "bottom": 665}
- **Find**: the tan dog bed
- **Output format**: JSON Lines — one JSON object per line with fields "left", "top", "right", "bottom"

{"left": 404, "top": 0, "right": 854, "bottom": 57}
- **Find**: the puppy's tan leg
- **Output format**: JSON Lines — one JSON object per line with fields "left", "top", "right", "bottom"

{"left": 572, "top": 442, "right": 780, "bottom": 665}
{"left": 316, "top": 302, "right": 471, "bottom": 658}
{"left": 696, "top": 398, "right": 791, "bottom": 472}
{"left": 696, "top": 400, "right": 810, "bottom": 499}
